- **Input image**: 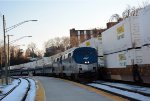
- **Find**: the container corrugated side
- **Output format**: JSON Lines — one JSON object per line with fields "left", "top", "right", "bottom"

{"left": 139, "top": 5, "right": 150, "bottom": 45}
{"left": 141, "top": 45, "right": 150, "bottom": 64}
{"left": 79, "top": 37, "right": 103, "bottom": 56}
{"left": 104, "top": 48, "right": 143, "bottom": 68}
{"left": 102, "top": 16, "right": 141, "bottom": 54}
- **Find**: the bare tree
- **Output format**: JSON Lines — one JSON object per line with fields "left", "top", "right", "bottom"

{"left": 54, "top": 37, "right": 61, "bottom": 47}
{"left": 28, "top": 42, "right": 37, "bottom": 51}
{"left": 9, "top": 46, "right": 29, "bottom": 65}
{"left": 122, "top": 4, "right": 145, "bottom": 19}
{"left": 44, "top": 38, "right": 55, "bottom": 49}
{"left": 109, "top": 14, "right": 122, "bottom": 22}
{"left": 36, "top": 50, "right": 44, "bottom": 58}
{"left": 61, "top": 37, "right": 70, "bottom": 50}
{"left": 26, "top": 42, "right": 38, "bottom": 58}
{"left": 44, "top": 36, "right": 71, "bottom": 56}
{"left": 44, "top": 37, "right": 70, "bottom": 49}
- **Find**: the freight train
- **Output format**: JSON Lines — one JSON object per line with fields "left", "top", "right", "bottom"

{"left": 8, "top": 5, "right": 150, "bottom": 84}
{"left": 100, "top": 5, "right": 150, "bottom": 84}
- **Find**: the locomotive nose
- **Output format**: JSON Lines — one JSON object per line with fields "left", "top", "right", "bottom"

{"left": 78, "top": 64, "right": 93, "bottom": 72}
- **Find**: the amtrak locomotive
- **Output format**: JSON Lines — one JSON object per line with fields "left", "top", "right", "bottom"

{"left": 51, "top": 47, "right": 98, "bottom": 79}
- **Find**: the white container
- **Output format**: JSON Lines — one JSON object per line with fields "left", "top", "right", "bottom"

{"left": 79, "top": 37, "right": 103, "bottom": 56}
{"left": 139, "top": 5, "right": 150, "bottom": 45}
{"left": 141, "top": 45, "right": 150, "bottom": 64}
{"left": 102, "top": 16, "right": 141, "bottom": 54}
{"left": 104, "top": 48, "right": 143, "bottom": 68}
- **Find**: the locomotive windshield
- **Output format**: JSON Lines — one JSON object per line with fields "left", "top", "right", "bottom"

{"left": 73, "top": 47, "right": 97, "bottom": 64}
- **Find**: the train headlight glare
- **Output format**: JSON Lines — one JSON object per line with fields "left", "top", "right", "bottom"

{"left": 85, "top": 61, "right": 89, "bottom": 64}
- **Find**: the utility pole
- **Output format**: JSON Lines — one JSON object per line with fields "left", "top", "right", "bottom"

{"left": 7, "top": 35, "right": 9, "bottom": 80}
{"left": 0, "top": 50, "right": 3, "bottom": 84}
{"left": 1, "top": 15, "right": 36, "bottom": 85}
{"left": 3, "top": 15, "right": 8, "bottom": 85}
{"left": 7, "top": 35, "right": 13, "bottom": 82}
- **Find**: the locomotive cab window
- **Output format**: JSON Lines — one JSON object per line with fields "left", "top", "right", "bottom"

{"left": 57, "top": 58, "right": 59, "bottom": 62}
{"left": 68, "top": 53, "right": 71, "bottom": 58}
{"left": 68, "top": 53, "right": 71, "bottom": 63}
{"left": 60, "top": 56, "right": 62, "bottom": 63}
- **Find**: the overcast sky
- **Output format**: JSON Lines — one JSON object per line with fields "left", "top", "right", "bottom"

{"left": 0, "top": 0, "right": 149, "bottom": 51}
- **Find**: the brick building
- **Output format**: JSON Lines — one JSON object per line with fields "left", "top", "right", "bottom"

{"left": 70, "top": 28, "right": 105, "bottom": 47}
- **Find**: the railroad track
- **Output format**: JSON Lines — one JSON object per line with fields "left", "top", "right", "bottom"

{"left": 21, "top": 78, "right": 31, "bottom": 101}
{"left": 0, "top": 78, "right": 21, "bottom": 100}
{"left": 87, "top": 81, "right": 150, "bottom": 101}
{"left": 0, "top": 77, "right": 32, "bottom": 101}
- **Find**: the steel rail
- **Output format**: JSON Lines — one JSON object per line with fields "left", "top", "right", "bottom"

{"left": 0, "top": 78, "right": 21, "bottom": 100}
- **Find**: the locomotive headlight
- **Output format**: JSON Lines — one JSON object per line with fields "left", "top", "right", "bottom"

{"left": 85, "top": 61, "right": 89, "bottom": 64}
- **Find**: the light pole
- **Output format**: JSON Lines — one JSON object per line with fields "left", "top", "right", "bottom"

{"left": 7, "top": 36, "right": 32, "bottom": 83}
{"left": 10, "top": 36, "right": 32, "bottom": 44}
{"left": 7, "top": 35, "right": 13, "bottom": 81}
{"left": 3, "top": 15, "right": 8, "bottom": 85}
{"left": 2, "top": 14, "right": 37, "bottom": 85}
{"left": 5, "top": 20, "right": 38, "bottom": 32}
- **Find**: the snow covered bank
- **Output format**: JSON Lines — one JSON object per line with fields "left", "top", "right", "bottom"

{"left": 88, "top": 83, "right": 150, "bottom": 101}
{"left": 25, "top": 78, "right": 36, "bottom": 101}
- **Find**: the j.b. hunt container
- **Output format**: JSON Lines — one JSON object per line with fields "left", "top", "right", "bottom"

{"left": 104, "top": 48, "right": 143, "bottom": 68}
{"left": 139, "top": 5, "right": 150, "bottom": 45}
{"left": 102, "top": 16, "right": 141, "bottom": 54}
{"left": 104, "top": 47, "right": 150, "bottom": 83}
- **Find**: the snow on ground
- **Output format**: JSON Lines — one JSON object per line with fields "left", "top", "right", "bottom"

{"left": 25, "top": 78, "right": 36, "bottom": 101}
{"left": 2, "top": 78, "right": 28, "bottom": 101}
{"left": 0, "top": 79, "right": 19, "bottom": 95}
{"left": 0, "top": 78, "right": 36, "bottom": 101}
{"left": 94, "top": 81, "right": 150, "bottom": 94}
{"left": 88, "top": 83, "right": 150, "bottom": 101}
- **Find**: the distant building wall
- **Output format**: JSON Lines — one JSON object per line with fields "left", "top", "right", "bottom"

{"left": 70, "top": 28, "right": 105, "bottom": 47}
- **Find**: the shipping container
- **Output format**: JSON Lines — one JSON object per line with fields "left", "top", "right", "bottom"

{"left": 139, "top": 5, "right": 150, "bottom": 45}
{"left": 103, "top": 47, "right": 150, "bottom": 83}
{"left": 104, "top": 48, "right": 143, "bottom": 68}
{"left": 79, "top": 37, "right": 104, "bottom": 67}
{"left": 141, "top": 45, "right": 150, "bottom": 64}
{"left": 102, "top": 16, "right": 141, "bottom": 54}
{"left": 79, "top": 37, "right": 103, "bottom": 56}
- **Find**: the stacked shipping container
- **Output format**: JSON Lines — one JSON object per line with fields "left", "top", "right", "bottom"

{"left": 101, "top": 5, "right": 150, "bottom": 83}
